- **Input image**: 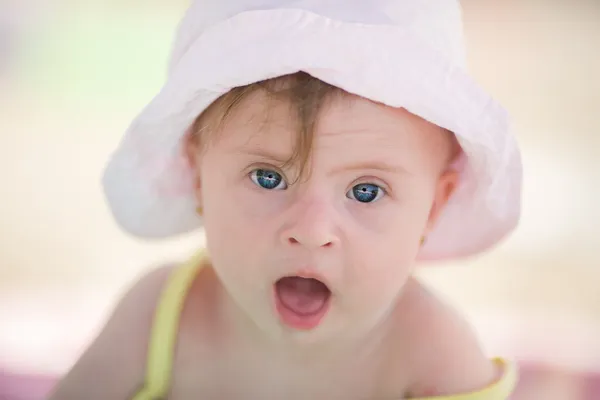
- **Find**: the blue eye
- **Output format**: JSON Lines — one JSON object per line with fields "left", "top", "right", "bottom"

{"left": 250, "top": 169, "right": 287, "bottom": 190}
{"left": 347, "top": 183, "right": 384, "bottom": 203}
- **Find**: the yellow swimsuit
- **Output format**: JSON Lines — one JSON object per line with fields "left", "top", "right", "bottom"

{"left": 132, "top": 250, "right": 518, "bottom": 400}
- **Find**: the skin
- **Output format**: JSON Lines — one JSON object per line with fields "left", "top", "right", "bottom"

{"left": 48, "top": 91, "right": 499, "bottom": 399}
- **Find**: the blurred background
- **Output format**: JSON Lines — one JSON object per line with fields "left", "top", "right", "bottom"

{"left": 0, "top": 0, "right": 599, "bottom": 398}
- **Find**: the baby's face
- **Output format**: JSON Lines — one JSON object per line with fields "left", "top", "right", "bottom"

{"left": 192, "top": 90, "right": 458, "bottom": 343}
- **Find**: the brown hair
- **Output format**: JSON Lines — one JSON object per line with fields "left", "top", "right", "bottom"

{"left": 189, "top": 72, "right": 461, "bottom": 178}
{"left": 189, "top": 72, "right": 346, "bottom": 181}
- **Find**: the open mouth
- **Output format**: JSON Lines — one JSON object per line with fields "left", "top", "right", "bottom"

{"left": 274, "top": 276, "right": 332, "bottom": 330}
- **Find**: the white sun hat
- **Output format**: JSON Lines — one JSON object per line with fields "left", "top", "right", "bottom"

{"left": 101, "top": 0, "right": 523, "bottom": 262}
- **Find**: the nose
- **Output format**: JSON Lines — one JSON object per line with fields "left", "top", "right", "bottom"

{"left": 280, "top": 198, "right": 339, "bottom": 250}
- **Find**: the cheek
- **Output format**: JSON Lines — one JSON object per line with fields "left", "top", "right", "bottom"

{"left": 340, "top": 248, "right": 411, "bottom": 328}
{"left": 203, "top": 210, "right": 265, "bottom": 272}
{"left": 201, "top": 175, "right": 279, "bottom": 277}
{"left": 342, "top": 200, "right": 430, "bottom": 304}
{"left": 350, "top": 201, "right": 429, "bottom": 257}
{"left": 354, "top": 238, "right": 414, "bottom": 295}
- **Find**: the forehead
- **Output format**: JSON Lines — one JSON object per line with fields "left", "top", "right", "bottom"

{"left": 211, "top": 89, "right": 451, "bottom": 168}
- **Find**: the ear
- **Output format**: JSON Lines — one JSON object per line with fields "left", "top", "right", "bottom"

{"left": 183, "top": 129, "right": 203, "bottom": 207}
{"left": 425, "top": 168, "right": 459, "bottom": 234}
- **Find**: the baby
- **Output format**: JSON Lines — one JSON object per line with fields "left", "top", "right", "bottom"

{"left": 49, "top": 0, "right": 522, "bottom": 399}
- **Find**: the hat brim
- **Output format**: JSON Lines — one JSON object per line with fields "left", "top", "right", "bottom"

{"left": 102, "top": 8, "right": 522, "bottom": 261}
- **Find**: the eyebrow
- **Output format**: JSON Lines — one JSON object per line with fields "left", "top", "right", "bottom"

{"left": 243, "top": 148, "right": 291, "bottom": 165}
{"left": 331, "top": 160, "right": 408, "bottom": 175}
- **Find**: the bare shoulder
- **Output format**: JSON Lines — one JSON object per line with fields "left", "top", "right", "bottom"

{"left": 399, "top": 278, "right": 500, "bottom": 397}
{"left": 47, "top": 263, "right": 176, "bottom": 400}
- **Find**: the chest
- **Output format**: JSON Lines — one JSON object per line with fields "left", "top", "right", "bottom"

{"left": 167, "top": 339, "right": 408, "bottom": 400}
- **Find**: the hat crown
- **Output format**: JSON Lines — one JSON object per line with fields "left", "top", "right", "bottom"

{"left": 168, "top": 0, "right": 467, "bottom": 75}
{"left": 101, "top": 0, "right": 521, "bottom": 260}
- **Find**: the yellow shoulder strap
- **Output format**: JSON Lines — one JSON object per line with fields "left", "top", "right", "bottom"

{"left": 411, "top": 357, "right": 519, "bottom": 400}
{"left": 132, "top": 249, "right": 207, "bottom": 400}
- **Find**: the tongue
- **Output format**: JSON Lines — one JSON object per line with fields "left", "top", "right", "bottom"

{"left": 276, "top": 277, "right": 330, "bottom": 316}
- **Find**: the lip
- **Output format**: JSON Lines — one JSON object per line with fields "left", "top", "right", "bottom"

{"left": 272, "top": 271, "right": 332, "bottom": 331}
{"left": 284, "top": 269, "right": 331, "bottom": 287}
{"left": 273, "top": 286, "right": 331, "bottom": 330}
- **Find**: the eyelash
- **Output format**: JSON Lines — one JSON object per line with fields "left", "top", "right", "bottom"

{"left": 246, "top": 163, "right": 287, "bottom": 179}
{"left": 350, "top": 178, "right": 391, "bottom": 201}
{"left": 352, "top": 177, "right": 388, "bottom": 191}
